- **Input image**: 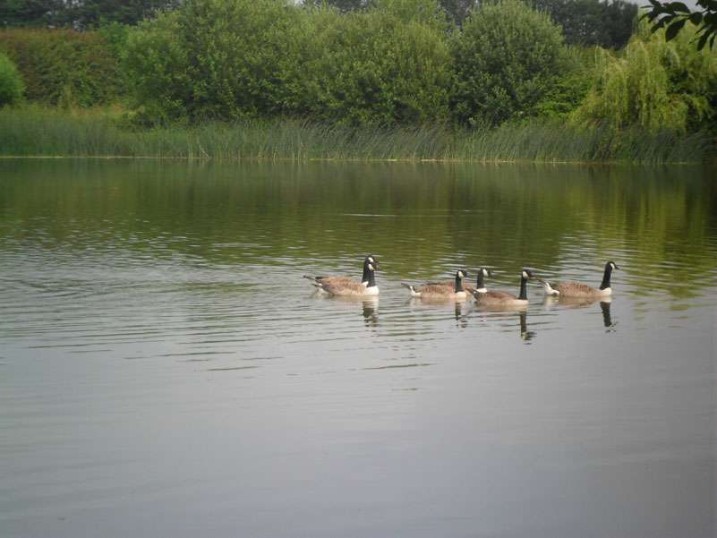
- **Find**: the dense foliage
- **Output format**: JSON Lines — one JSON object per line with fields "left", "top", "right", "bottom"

{"left": 296, "top": 0, "right": 453, "bottom": 125}
{"left": 1, "top": 0, "right": 715, "bottom": 146}
{"left": 643, "top": 0, "right": 717, "bottom": 51}
{"left": 125, "top": 0, "right": 306, "bottom": 124}
{"left": 0, "top": 29, "right": 121, "bottom": 106}
{"left": 0, "top": 51, "right": 23, "bottom": 106}
{"left": 125, "top": 0, "right": 453, "bottom": 126}
{"left": 529, "top": 0, "right": 638, "bottom": 49}
{"left": 0, "top": 0, "right": 179, "bottom": 29}
{"left": 451, "top": 0, "right": 574, "bottom": 126}
{"left": 573, "top": 21, "right": 717, "bottom": 133}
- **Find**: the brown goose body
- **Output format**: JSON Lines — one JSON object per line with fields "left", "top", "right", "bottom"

{"left": 467, "top": 269, "right": 533, "bottom": 307}
{"left": 304, "top": 255, "right": 379, "bottom": 297}
{"left": 402, "top": 269, "right": 469, "bottom": 300}
{"left": 540, "top": 261, "right": 618, "bottom": 299}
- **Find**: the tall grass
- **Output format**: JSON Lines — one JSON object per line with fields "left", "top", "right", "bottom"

{"left": 0, "top": 106, "right": 712, "bottom": 164}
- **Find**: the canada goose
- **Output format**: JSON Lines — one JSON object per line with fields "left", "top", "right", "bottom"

{"left": 401, "top": 269, "right": 469, "bottom": 300}
{"left": 466, "top": 267, "right": 491, "bottom": 295}
{"left": 468, "top": 269, "right": 533, "bottom": 307}
{"left": 426, "top": 267, "right": 491, "bottom": 295}
{"left": 539, "top": 261, "right": 619, "bottom": 299}
{"left": 304, "top": 255, "right": 379, "bottom": 297}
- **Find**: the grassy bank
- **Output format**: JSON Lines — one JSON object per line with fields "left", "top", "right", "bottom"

{"left": 0, "top": 106, "right": 713, "bottom": 164}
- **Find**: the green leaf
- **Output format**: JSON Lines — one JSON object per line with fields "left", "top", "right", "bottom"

{"left": 668, "top": 2, "right": 691, "bottom": 13}
{"left": 689, "top": 12, "right": 703, "bottom": 25}
{"left": 697, "top": 29, "right": 710, "bottom": 49}
{"left": 665, "top": 18, "right": 686, "bottom": 41}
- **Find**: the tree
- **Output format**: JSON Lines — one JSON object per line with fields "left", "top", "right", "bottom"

{"left": 124, "top": 0, "right": 302, "bottom": 123}
{"left": 0, "top": 0, "right": 179, "bottom": 29}
{"left": 297, "top": 0, "right": 453, "bottom": 125}
{"left": 643, "top": 0, "right": 717, "bottom": 51}
{"left": 451, "top": 0, "right": 573, "bottom": 126}
{"left": 303, "top": 0, "right": 368, "bottom": 11}
{"left": 572, "top": 21, "right": 717, "bottom": 132}
{"left": 306, "top": 0, "right": 476, "bottom": 26}
{"left": 437, "top": 0, "right": 475, "bottom": 26}
{"left": 529, "top": 0, "right": 638, "bottom": 49}
{"left": 0, "top": 28, "right": 121, "bottom": 106}
{"left": 66, "top": 0, "right": 181, "bottom": 29}
{"left": 0, "top": 51, "right": 24, "bottom": 105}
{"left": 0, "top": 0, "right": 63, "bottom": 27}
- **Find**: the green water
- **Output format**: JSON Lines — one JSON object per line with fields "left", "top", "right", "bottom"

{"left": 1, "top": 159, "right": 716, "bottom": 538}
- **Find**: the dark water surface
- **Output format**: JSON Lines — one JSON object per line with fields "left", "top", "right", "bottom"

{"left": 1, "top": 160, "right": 716, "bottom": 538}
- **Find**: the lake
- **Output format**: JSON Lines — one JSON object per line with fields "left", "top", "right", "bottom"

{"left": 1, "top": 159, "right": 715, "bottom": 538}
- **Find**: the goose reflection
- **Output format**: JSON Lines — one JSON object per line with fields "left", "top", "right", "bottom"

{"left": 600, "top": 300, "right": 615, "bottom": 330}
{"left": 543, "top": 295, "right": 616, "bottom": 330}
{"left": 362, "top": 298, "right": 379, "bottom": 326}
{"left": 309, "top": 292, "right": 380, "bottom": 326}
{"left": 407, "top": 296, "right": 469, "bottom": 317}
{"left": 471, "top": 304, "right": 536, "bottom": 342}
{"left": 519, "top": 311, "right": 536, "bottom": 342}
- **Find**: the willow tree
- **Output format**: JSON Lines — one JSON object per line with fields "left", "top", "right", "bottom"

{"left": 572, "top": 21, "right": 717, "bottom": 133}
{"left": 451, "top": 0, "right": 574, "bottom": 127}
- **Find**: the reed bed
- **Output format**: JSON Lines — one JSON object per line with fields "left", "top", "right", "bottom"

{"left": 0, "top": 106, "right": 712, "bottom": 164}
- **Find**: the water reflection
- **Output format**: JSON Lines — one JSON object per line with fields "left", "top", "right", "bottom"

{"left": 469, "top": 304, "right": 536, "bottom": 342}
{"left": 600, "top": 300, "right": 615, "bottom": 331}
{"left": 543, "top": 295, "right": 616, "bottom": 331}
{"left": 1, "top": 160, "right": 716, "bottom": 538}
{"left": 362, "top": 299, "right": 379, "bottom": 326}
{"left": 519, "top": 311, "right": 536, "bottom": 342}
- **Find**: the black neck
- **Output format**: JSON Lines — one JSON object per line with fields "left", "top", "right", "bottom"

{"left": 454, "top": 273, "right": 464, "bottom": 293}
{"left": 362, "top": 263, "right": 371, "bottom": 284}
{"left": 518, "top": 275, "right": 528, "bottom": 300}
{"left": 476, "top": 271, "right": 486, "bottom": 289}
{"left": 599, "top": 263, "right": 613, "bottom": 290}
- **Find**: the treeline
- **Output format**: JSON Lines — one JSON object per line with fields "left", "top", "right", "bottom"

{"left": 0, "top": 0, "right": 180, "bottom": 29}
{"left": 0, "top": 0, "right": 716, "bottom": 139}
{"left": 2, "top": 0, "right": 636, "bottom": 49}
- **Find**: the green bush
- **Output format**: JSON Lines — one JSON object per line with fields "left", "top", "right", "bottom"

{"left": 451, "top": 0, "right": 573, "bottom": 126}
{"left": 123, "top": 12, "right": 191, "bottom": 125}
{"left": 124, "top": 0, "right": 302, "bottom": 124}
{"left": 124, "top": 0, "right": 453, "bottom": 126}
{"left": 0, "top": 52, "right": 24, "bottom": 106}
{"left": 297, "top": 0, "right": 452, "bottom": 125}
{"left": 0, "top": 29, "right": 121, "bottom": 107}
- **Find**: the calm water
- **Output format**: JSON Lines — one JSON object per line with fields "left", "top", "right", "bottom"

{"left": 1, "top": 159, "right": 716, "bottom": 538}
